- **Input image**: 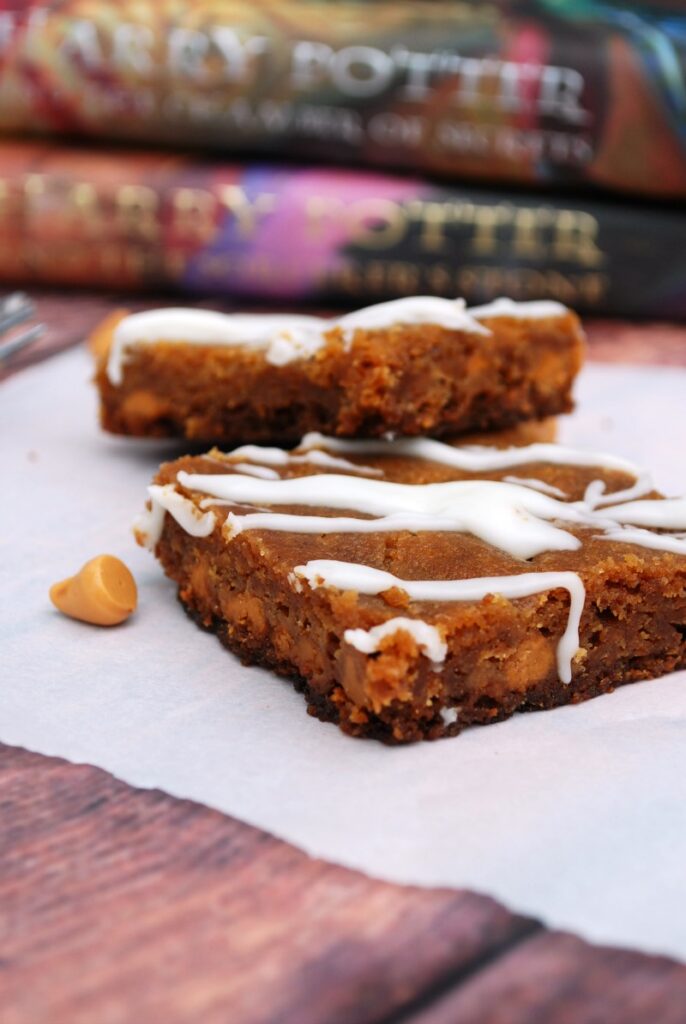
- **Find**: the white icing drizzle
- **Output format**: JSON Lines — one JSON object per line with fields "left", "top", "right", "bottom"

{"left": 107, "top": 310, "right": 325, "bottom": 384}
{"left": 583, "top": 479, "right": 607, "bottom": 507}
{"left": 600, "top": 497, "right": 686, "bottom": 529}
{"left": 137, "top": 483, "right": 216, "bottom": 550}
{"left": 294, "top": 560, "right": 585, "bottom": 684}
{"left": 581, "top": 477, "right": 657, "bottom": 509}
{"left": 229, "top": 444, "right": 383, "bottom": 477}
{"left": 262, "top": 325, "right": 330, "bottom": 367}
{"left": 440, "top": 707, "right": 460, "bottom": 726}
{"left": 336, "top": 296, "right": 489, "bottom": 339}
{"left": 299, "top": 433, "right": 653, "bottom": 507}
{"left": 133, "top": 495, "right": 165, "bottom": 551}
{"left": 468, "top": 297, "right": 568, "bottom": 320}
{"left": 197, "top": 498, "right": 271, "bottom": 511}
{"left": 231, "top": 462, "right": 280, "bottom": 480}
{"left": 503, "top": 476, "right": 568, "bottom": 498}
{"left": 139, "top": 437, "right": 686, "bottom": 566}
{"left": 177, "top": 472, "right": 592, "bottom": 560}
{"left": 597, "top": 526, "right": 686, "bottom": 556}
{"left": 344, "top": 618, "right": 447, "bottom": 664}
{"left": 107, "top": 295, "right": 553, "bottom": 384}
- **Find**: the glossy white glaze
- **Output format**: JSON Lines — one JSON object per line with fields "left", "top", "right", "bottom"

{"left": 107, "top": 295, "right": 557, "bottom": 383}
{"left": 137, "top": 483, "right": 216, "bottom": 550}
{"left": 107, "top": 310, "right": 324, "bottom": 384}
{"left": 468, "top": 297, "right": 568, "bottom": 319}
{"left": 337, "top": 296, "right": 488, "bottom": 338}
{"left": 229, "top": 444, "right": 383, "bottom": 477}
{"left": 503, "top": 475, "right": 568, "bottom": 498}
{"left": 295, "top": 560, "right": 585, "bottom": 683}
{"left": 178, "top": 471, "right": 590, "bottom": 559}
{"left": 299, "top": 433, "right": 653, "bottom": 507}
{"left": 344, "top": 617, "right": 447, "bottom": 664}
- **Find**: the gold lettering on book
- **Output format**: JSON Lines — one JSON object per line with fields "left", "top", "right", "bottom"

{"left": 424, "top": 264, "right": 452, "bottom": 292}
{"left": 0, "top": 229, "right": 612, "bottom": 307}
{"left": 303, "top": 196, "right": 606, "bottom": 268}
{"left": 3, "top": 6, "right": 593, "bottom": 130}
{"left": 1, "top": 171, "right": 607, "bottom": 271}
{"left": 323, "top": 258, "right": 608, "bottom": 307}
{"left": 456, "top": 266, "right": 608, "bottom": 305}
{"left": 115, "top": 185, "right": 160, "bottom": 240}
{"left": 553, "top": 211, "right": 603, "bottom": 267}
{"left": 58, "top": 19, "right": 102, "bottom": 69}
{"left": 24, "top": 174, "right": 45, "bottom": 202}
{"left": 305, "top": 195, "right": 406, "bottom": 248}
{"left": 467, "top": 205, "right": 513, "bottom": 256}
{"left": 112, "top": 24, "right": 155, "bottom": 75}
{"left": 167, "top": 26, "right": 269, "bottom": 84}
{"left": 216, "top": 185, "right": 276, "bottom": 237}
{"left": 510, "top": 207, "right": 549, "bottom": 259}
{"left": 171, "top": 188, "right": 217, "bottom": 242}
{"left": 72, "top": 183, "right": 105, "bottom": 237}
{"left": 168, "top": 28, "right": 211, "bottom": 82}
{"left": 386, "top": 261, "right": 420, "bottom": 292}
{"left": 404, "top": 201, "right": 450, "bottom": 251}
{"left": 345, "top": 198, "right": 406, "bottom": 248}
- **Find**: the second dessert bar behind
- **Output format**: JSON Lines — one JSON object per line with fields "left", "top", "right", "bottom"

{"left": 92, "top": 297, "right": 584, "bottom": 446}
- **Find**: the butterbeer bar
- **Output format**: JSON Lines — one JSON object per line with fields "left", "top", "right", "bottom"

{"left": 91, "top": 297, "right": 583, "bottom": 446}
{"left": 136, "top": 433, "right": 686, "bottom": 742}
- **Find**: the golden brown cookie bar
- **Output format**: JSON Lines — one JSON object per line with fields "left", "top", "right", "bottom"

{"left": 92, "top": 298, "right": 583, "bottom": 446}
{"left": 136, "top": 433, "right": 686, "bottom": 743}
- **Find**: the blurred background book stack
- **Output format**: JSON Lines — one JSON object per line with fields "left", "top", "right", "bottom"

{"left": 0, "top": 0, "right": 684, "bottom": 316}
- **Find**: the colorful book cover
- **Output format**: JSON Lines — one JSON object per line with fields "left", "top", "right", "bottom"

{"left": 0, "top": 1, "right": 684, "bottom": 199}
{"left": 0, "top": 141, "right": 684, "bottom": 318}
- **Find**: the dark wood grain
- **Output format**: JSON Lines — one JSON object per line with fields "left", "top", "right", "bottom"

{"left": 407, "top": 932, "right": 686, "bottom": 1024}
{"left": 3, "top": 742, "right": 685, "bottom": 1024}
{"left": 0, "top": 744, "right": 536, "bottom": 1024}
{"left": 4, "top": 291, "right": 686, "bottom": 1023}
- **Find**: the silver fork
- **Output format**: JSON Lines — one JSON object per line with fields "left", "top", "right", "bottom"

{"left": 0, "top": 293, "right": 45, "bottom": 365}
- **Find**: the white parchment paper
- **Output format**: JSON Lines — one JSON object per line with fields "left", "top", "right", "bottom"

{"left": 3, "top": 348, "right": 686, "bottom": 960}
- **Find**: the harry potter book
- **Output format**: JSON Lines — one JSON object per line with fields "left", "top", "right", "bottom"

{"left": 0, "top": 0, "right": 684, "bottom": 199}
{"left": 0, "top": 141, "right": 684, "bottom": 317}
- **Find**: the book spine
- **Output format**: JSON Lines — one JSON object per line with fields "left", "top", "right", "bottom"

{"left": 0, "top": 1, "right": 685, "bottom": 199}
{"left": 0, "top": 141, "right": 684, "bottom": 318}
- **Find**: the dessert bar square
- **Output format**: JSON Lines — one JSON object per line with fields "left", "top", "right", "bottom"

{"left": 92, "top": 297, "right": 584, "bottom": 446}
{"left": 137, "top": 433, "right": 686, "bottom": 743}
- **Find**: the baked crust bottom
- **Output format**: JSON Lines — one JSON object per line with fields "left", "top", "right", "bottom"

{"left": 175, "top": 577, "right": 686, "bottom": 745}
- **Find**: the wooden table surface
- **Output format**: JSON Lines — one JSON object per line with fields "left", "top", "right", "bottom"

{"left": 3, "top": 292, "right": 686, "bottom": 1024}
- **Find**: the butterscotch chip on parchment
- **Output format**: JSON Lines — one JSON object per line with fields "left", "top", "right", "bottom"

{"left": 50, "top": 555, "right": 137, "bottom": 627}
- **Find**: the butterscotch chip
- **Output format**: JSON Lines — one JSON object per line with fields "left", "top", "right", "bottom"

{"left": 50, "top": 555, "right": 137, "bottom": 626}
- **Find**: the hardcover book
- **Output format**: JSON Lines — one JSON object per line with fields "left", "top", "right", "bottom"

{"left": 0, "top": 0, "right": 684, "bottom": 199}
{"left": 1, "top": 141, "right": 684, "bottom": 317}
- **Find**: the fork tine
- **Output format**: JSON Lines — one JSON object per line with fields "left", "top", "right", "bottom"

{"left": 0, "top": 322, "right": 45, "bottom": 362}
{"left": 0, "top": 292, "right": 35, "bottom": 336}
{"left": 1, "top": 291, "right": 31, "bottom": 312}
